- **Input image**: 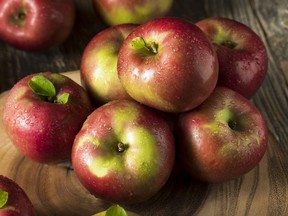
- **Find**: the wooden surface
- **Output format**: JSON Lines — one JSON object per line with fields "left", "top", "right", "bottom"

{"left": 0, "top": 71, "right": 287, "bottom": 216}
{"left": 0, "top": 0, "right": 287, "bottom": 215}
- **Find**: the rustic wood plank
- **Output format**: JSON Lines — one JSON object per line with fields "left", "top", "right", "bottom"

{"left": 0, "top": 0, "right": 288, "bottom": 215}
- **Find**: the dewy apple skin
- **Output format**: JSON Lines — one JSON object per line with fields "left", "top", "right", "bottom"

{"left": 0, "top": 0, "right": 75, "bottom": 51}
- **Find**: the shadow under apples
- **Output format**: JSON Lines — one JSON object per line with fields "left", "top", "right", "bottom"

{"left": 126, "top": 162, "right": 210, "bottom": 216}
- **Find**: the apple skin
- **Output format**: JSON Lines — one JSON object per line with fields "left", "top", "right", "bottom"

{"left": 0, "top": 175, "right": 35, "bottom": 216}
{"left": 71, "top": 99, "right": 175, "bottom": 203}
{"left": 2, "top": 72, "right": 94, "bottom": 164}
{"left": 117, "top": 17, "right": 219, "bottom": 113}
{"left": 93, "top": 0, "right": 173, "bottom": 26}
{"left": 80, "top": 24, "right": 138, "bottom": 105}
{"left": 196, "top": 17, "right": 268, "bottom": 98}
{"left": 0, "top": 0, "right": 75, "bottom": 51}
{"left": 174, "top": 87, "right": 268, "bottom": 182}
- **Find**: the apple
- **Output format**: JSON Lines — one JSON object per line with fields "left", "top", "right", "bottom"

{"left": 80, "top": 24, "right": 138, "bottom": 105}
{"left": 0, "top": 0, "right": 75, "bottom": 51}
{"left": 2, "top": 72, "right": 94, "bottom": 164}
{"left": 196, "top": 17, "right": 268, "bottom": 98}
{"left": 72, "top": 99, "right": 175, "bottom": 203}
{"left": 117, "top": 17, "right": 219, "bottom": 113}
{"left": 0, "top": 175, "right": 35, "bottom": 216}
{"left": 92, "top": 0, "right": 174, "bottom": 26}
{"left": 174, "top": 87, "right": 268, "bottom": 182}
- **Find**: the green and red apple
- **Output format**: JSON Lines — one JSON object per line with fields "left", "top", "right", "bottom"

{"left": 117, "top": 17, "right": 219, "bottom": 113}
{"left": 72, "top": 99, "right": 175, "bottom": 203}
{"left": 0, "top": 0, "right": 75, "bottom": 51}
{"left": 80, "top": 24, "right": 138, "bottom": 105}
{"left": 196, "top": 17, "right": 268, "bottom": 98}
{"left": 2, "top": 72, "right": 94, "bottom": 164}
{"left": 175, "top": 87, "right": 268, "bottom": 182}
{"left": 93, "top": 0, "right": 174, "bottom": 26}
{"left": 0, "top": 175, "right": 35, "bottom": 216}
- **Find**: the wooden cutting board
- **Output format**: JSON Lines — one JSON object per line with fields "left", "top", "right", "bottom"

{"left": 0, "top": 71, "right": 287, "bottom": 216}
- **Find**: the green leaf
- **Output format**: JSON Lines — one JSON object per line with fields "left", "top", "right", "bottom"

{"left": 106, "top": 205, "right": 128, "bottom": 216}
{"left": 131, "top": 37, "right": 158, "bottom": 56}
{"left": 29, "top": 75, "right": 56, "bottom": 97}
{"left": 131, "top": 37, "right": 148, "bottom": 50}
{"left": 56, "top": 93, "right": 70, "bottom": 104}
{"left": 92, "top": 204, "right": 128, "bottom": 216}
{"left": 0, "top": 190, "right": 8, "bottom": 209}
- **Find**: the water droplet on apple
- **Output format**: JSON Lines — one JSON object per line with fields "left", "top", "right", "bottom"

{"left": 25, "top": 118, "right": 31, "bottom": 125}
{"left": 172, "top": 47, "right": 179, "bottom": 52}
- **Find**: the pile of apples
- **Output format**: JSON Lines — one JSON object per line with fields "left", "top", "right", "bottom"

{"left": 0, "top": 0, "right": 269, "bottom": 213}
{"left": 75, "top": 17, "right": 268, "bottom": 203}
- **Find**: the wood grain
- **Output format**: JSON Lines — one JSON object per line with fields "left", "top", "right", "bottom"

{"left": 0, "top": 0, "right": 287, "bottom": 215}
{"left": 0, "top": 71, "right": 287, "bottom": 216}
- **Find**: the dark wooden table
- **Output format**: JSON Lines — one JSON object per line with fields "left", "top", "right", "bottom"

{"left": 0, "top": 0, "right": 288, "bottom": 215}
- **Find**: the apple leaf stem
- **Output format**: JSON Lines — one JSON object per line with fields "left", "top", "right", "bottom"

{"left": 0, "top": 190, "right": 8, "bottom": 209}
{"left": 131, "top": 37, "right": 158, "bottom": 56}
{"left": 29, "top": 75, "right": 69, "bottom": 104}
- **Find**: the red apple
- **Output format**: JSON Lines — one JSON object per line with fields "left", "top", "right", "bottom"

{"left": 80, "top": 24, "right": 138, "bottom": 105}
{"left": 0, "top": 175, "right": 35, "bottom": 216}
{"left": 196, "top": 17, "right": 268, "bottom": 98}
{"left": 72, "top": 99, "right": 175, "bottom": 203}
{"left": 0, "top": 0, "right": 75, "bottom": 51}
{"left": 93, "top": 0, "right": 174, "bottom": 26}
{"left": 117, "top": 17, "right": 219, "bottom": 113}
{"left": 2, "top": 72, "right": 94, "bottom": 163}
{"left": 174, "top": 87, "right": 268, "bottom": 182}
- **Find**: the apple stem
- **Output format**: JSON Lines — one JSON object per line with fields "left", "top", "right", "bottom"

{"left": 220, "top": 40, "right": 237, "bottom": 49}
{"left": 12, "top": 10, "right": 26, "bottom": 26}
{"left": 16, "top": 12, "right": 26, "bottom": 20}
{"left": 117, "top": 142, "right": 126, "bottom": 153}
{"left": 131, "top": 37, "right": 158, "bottom": 56}
{"left": 150, "top": 42, "right": 158, "bottom": 54}
{"left": 47, "top": 96, "right": 55, "bottom": 103}
{"left": 228, "top": 120, "right": 238, "bottom": 130}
